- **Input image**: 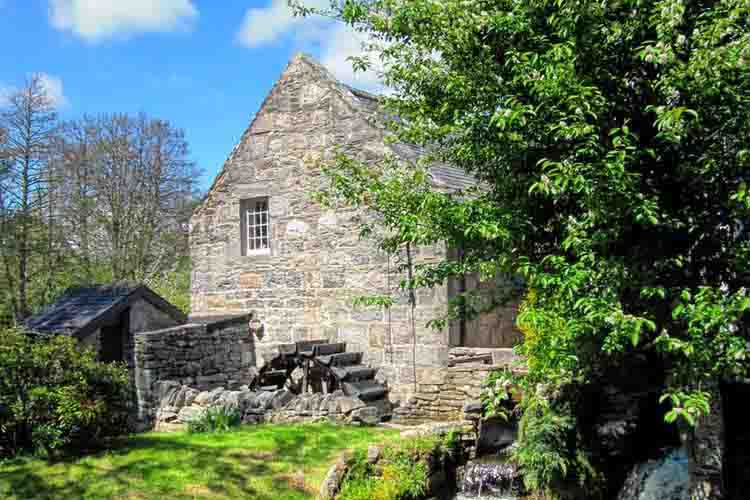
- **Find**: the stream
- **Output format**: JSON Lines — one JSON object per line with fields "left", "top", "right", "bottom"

{"left": 452, "top": 448, "right": 688, "bottom": 500}
{"left": 454, "top": 454, "right": 522, "bottom": 500}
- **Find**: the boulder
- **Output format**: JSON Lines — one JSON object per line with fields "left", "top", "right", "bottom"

{"left": 156, "top": 380, "right": 181, "bottom": 407}
{"left": 193, "top": 390, "right": 214, "bottom": 406}
{"left": 351, "top": 406, "right": 379, "bottom": 426}
{"left": 463, "top": 401, "right": 483, "bottom": 421}
{"left": 257, "top": 390, "right": 275, "bottom": 410}
{"left": 218, "top": 390, "right": 240, "bottom": 411}
{"left": 271, "top": 389, "right": 295, "bottom": 409}
{"left": 318, "top": 451, "right": 352, "bottom": 500}
{"left": 177, "top": 405, "right": 205, "bottom": 423}
{"left": 338, "top": 396, "right": 366, "bottom": 415}
{"left": 367, "top": 444, "right": 382, "bottom": 464}
{"left": 477, "top": 416, "right": 517, "bottom": 454}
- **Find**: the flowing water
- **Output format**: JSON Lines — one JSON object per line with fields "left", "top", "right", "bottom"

{"left": 454, "top": 455, "right": 522, "bottom": 500}
{"left": 616, "top": 448, "right": 689, "bottom": 500}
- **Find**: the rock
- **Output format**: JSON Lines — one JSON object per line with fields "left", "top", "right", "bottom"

{"left": 327, "top": 397, "right": 341, "bottom": 414}
{"left": 218, "top": 391, "right": 240, "bottom": 411}
{"left": 271, "top": 389, "right": 294, "bottom": 409}
{"left": 463, "top": 401, "right": 483, "bottom": 419}
{"left": 156, "top": 410, "right": 178, "bottom": 423}
{"left": 351, "top": 406, "right": 379, "bottom": 426}
{"left": 238, "top": 390, "right": 257, "bottom": 411}
{"left": 177, "top": 406, "right": 205, "bottom": 423}
{"left": 616, "top": 448, "right": 688, "bottom": 500}
{"left": 156, "top": 380, "right": 181, "bottom": 406}
{"left": 206, "top": 387, "right": 226, "bottom": 405}
{"left": 183, "top": 388, "right": 200, "bottom": 407}
{"left": 319, "top": 451, "right": 352, "bottom": 500}
{"left": 339, "top": 396, "right": 366, "bottom": 414}
{"left": 294, "top": 395, "right": 311, "bottom": 413}
{"left": 257, "top": 390, "right": 276, "bottom": 410}
{"left": 193, "top": 390, "right": 213, "bottom": 406}
{"left": 477, "top": 416, "right": 517, "bottom": 454}
{"left": 367, "top": 444, "right": 382, "bottom": 464}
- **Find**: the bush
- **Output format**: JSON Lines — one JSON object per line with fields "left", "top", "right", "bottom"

{"left": 480, "top": 364, "right": 603, "bottom": 499}
{"left": 337, "top": 433, "right": 458, "bottom": 500}
{"left": 0, "top": 328, "right": 132, "bottom": 457}
{"left": 186, "top": 407, "right": 241, "bottom": 434}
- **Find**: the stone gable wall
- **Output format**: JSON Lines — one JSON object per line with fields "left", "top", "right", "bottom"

{"left": 132, "top": 316, "right": 254, "bottom": 424}
{"left": 190, "top": 56, "right": 451, "bottom": 403}
{"left": 190, "top": 55, "right": 522, "bottom": 405}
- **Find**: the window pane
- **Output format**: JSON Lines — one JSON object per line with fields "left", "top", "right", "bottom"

{"left": 245, "top": 197, "right": 270, "bottom": 254}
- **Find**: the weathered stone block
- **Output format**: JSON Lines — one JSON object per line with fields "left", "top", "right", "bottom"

{"left": 240, "top": 272, "right": 263, "bottom": 288}
{"left": 351, "top": 407, "right": 379, "bottom": 426}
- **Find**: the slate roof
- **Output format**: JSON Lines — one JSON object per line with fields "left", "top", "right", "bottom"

{"left": 334, "top": 69, "right": 478, "bottom": 192}
{"left": 24, "top": 284, "right": 187, "bottom": 337}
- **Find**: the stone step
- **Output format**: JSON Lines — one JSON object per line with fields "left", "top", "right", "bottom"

{"left": 312, "top": 342, "right": 346, "bottom": 356}
{"left": 343, "top": 380, "right": 387, "bottom": 401}
{"left": 331, "top": 365, "right": 378, "bottom": 382}
{"left": 317, "top": 351, "right": 362, "bottom": 367}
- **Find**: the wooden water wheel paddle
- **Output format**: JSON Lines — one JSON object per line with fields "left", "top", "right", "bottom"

{"left": 250, "top": 339, "right": 387, "bottom": 401}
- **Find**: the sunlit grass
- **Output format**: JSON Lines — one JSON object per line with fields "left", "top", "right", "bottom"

{"left": 0, "top": 423, "right": 399, "bottom": 500}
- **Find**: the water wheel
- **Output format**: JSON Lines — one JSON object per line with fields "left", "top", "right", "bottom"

{"left": 250, "top": 339, "right": 387, "bottom": 401}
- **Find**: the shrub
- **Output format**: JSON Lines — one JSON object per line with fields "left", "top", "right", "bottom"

{"left": 337, "top": 433, "right": 458, "bottom": 500}
{"left": 186, "top": 407, "right": 241, "bottom": 434}
{"left": 480, "top": 364, "right": 603, "bottom": 499}
{"left": 0, "top": 328, "right": 132, "bottom": 458}
{"left": 481, "top": 368, "right": 520, "bottom": 422}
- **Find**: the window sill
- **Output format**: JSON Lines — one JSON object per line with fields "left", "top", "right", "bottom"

{"left": 244, "top": 249, "right": 272, "bottom": 257}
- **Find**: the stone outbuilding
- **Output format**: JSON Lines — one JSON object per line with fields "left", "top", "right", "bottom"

{"left": 190, "top": 53, "right": 521, "bottom": 414}
{"left": 24, "top": 283, "right": 187, "bottom": 367}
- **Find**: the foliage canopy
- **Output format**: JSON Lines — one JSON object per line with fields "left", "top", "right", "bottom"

{"left": 301, "top": 0, "right": 750, "bottom": 490}
{"left": 0, "top": 328, "right": 132, "bottom": 457}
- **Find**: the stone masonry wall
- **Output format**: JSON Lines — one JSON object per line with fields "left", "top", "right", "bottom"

{"left": 395, "top": 360, "right": 517, "bottom": 422}
{"left": 125, "top": 299, "right": 183, "bottom": 373}
{"left": 154, "top": 382, "right": 389, "bottom": 432}
{"left": 133, "top": 315, "right": 254, "bottom": 424}
{"left": 190, "top": 54, "right": 451, "bottom": 403}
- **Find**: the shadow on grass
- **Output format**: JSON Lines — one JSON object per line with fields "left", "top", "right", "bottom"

{"left": 1, "top": 436, "right": 301, "bottom": 499}
{"left": 0, "top": 424, "right": 390, "bottom": 500}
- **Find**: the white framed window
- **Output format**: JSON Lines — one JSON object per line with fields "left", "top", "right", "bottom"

{"left": 242, "top": 198, "right": 270, "bottom": 255}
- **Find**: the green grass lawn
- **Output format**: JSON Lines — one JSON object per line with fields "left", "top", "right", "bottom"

{"left": 0, "top": 423, "right": 399, "bottom": 500}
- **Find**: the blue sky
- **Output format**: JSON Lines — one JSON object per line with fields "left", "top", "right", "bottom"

{"left": 0, "top": 1, "right": 381, "bottom": 191}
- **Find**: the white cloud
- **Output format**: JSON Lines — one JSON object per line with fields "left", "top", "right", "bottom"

{"left": 236, "top": 1, "right": 385, "bottom": 92}
{"left": 0, "top": 74, "right": 69, "bottom": 109}
{"left": 236, "top": 0, "right": 329, "bottom": 48}
{"left": 49, "top": 0, "right": 198, "bottom": 41}
{"left": 37, "top": 73, "right": 69, "bottom": 108}
{"left": 320, "top": 24, "right": 385, "bottom": 92}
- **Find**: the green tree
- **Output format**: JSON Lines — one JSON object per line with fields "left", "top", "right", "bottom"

{"left": 298, "top": 0, "right": 750, "bottom": 495}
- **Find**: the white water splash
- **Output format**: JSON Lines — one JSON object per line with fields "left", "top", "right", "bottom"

{"left": 617, "top": 448, "right": 689, "bottom": 500}
{"left": 456, "top": 457, "right": 521, "bottom": 500}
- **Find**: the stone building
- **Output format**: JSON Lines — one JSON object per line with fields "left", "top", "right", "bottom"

{"left": 190, "top": 54, "right": 521, "bottom": 408}
{"left": 24, "top": 284, "right": 187, "bottom": 369}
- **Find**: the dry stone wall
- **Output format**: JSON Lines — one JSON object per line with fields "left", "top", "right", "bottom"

{"left": 133, "top": 315, "right": 254, "bottom": 425}
{"left": 154, "top": 381, "right": 390, "bottom": 431}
